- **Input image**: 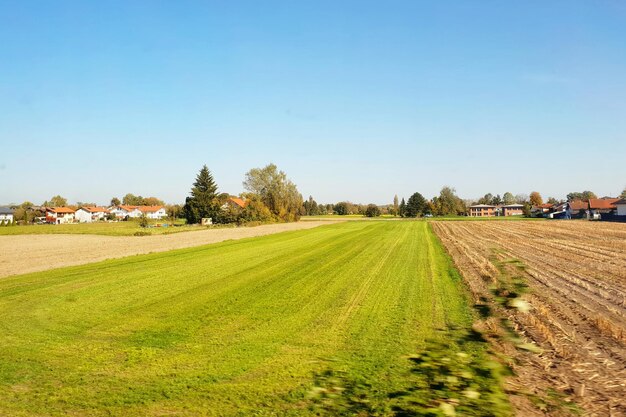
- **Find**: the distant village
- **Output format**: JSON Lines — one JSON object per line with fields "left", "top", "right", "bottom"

{"left": 0, "top": 197, "right": 248, "bottom": 226}
{"left": 1, "top": 195, "right": 625, "bottom": 225}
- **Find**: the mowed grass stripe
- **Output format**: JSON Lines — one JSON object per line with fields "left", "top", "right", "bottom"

{"left": 0, "top": 221, "right": 486, "bottom": 416}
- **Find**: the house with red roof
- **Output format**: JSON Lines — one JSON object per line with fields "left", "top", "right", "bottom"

{"left": 221, "top": 197, "right": 247, "bottom": 211}
{"left": 531, "top": 203, "right": 554, "bottom": 217}
{"left": 45, "top": 207, "right": 76, "bottom": 224}
{"left": 109, "top": 205, "right": 139, "bottom": 219}
{"left": 588, "top": 198, "right": 619, "bottom": 219}
{"left": 109, "top": 205, "right": 166, "bottom": 219}
{"left": 568, "top": 200, "right": 589, "bottom": 218}
{"left": 137, "top": 205, "right": 167, "bottom": 219}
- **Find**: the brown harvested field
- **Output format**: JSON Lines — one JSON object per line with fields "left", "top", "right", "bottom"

{"left": 0, "top": 221, "right": 330, "bottom": 279}
{"left": 432, "top": 220, "right": 626, "bottom": 417}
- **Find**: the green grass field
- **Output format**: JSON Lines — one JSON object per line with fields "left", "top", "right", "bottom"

{"left": 0, "top": 221, "right": 510, "bottom": 416}
{"left": 303, "top": 214, "right": 544, "bottom": 221}
{"left": 0, "top": 220, "right": 207, "bottom": 236}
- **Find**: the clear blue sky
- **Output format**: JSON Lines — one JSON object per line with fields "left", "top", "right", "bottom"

{"left": 1, "top": 1, "right": 625, "bottom": 205}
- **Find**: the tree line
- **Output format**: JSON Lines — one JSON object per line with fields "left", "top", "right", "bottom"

{"left": 300, "top": 187, "right": 626, "bottom": 218}
{"left": 301, "top": 186, "right": 467, "bottom": 218}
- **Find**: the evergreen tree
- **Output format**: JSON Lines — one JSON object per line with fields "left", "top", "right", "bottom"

{"left": 399, "top": 198, "right": 406, "bottom": 217}
{"left": 183, "top": 165, "right": 220, "bottom": 224}
{"left": 405, "top": 192, "right": 427, "bottom": 217}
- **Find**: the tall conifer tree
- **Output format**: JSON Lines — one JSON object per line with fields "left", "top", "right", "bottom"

{"left": 183, "top": 165, "right": 220, "bottom": 224}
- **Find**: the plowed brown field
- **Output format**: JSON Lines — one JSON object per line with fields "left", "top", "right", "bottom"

{"left": 432, "top": 220, "right": 626, "bottom": 416}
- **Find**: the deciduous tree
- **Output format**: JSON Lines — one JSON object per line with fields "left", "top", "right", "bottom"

{"left": 529, "top": 191, "right": 543, "bottom": 206}
{"left": 243, "top": 163, "right": 303, "bottom": 222}
{"left": 567, "top": 191, "right": 597, "bottom": 202}
{"left": 334, "top": 202, "right": 349, "bottom": 215}
{"left": 43, "top": 195, "right": 67, "bottom": 207}
{"left": 478, "top": 193, "right": 493, "bottom": 205}
{"left": 122, "top": 193, "right": 145, "bottom": 206}
{"left": 110, "top": 197, "right": 121, "bottom": 206}
{"left": 502, "top": 192, "right": 515, "bottom": 205}
{"left": 433, "top": 186, "right": 465, "bottom": 216}
{"left": 143, "top": 197, "right": 164, "bottom": 206}
{"left": 365, "top": 204, "right": 381, "bottom": 217}
{"left": 547, "top": 197, "right": 559, "bottom": 205}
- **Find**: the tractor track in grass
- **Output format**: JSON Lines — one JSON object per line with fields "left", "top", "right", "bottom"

{"left": 0, "top": 221, "right": 331, "bottom": 278}
{"left": 431, "top": 220, "right": 626, "bottom": 416}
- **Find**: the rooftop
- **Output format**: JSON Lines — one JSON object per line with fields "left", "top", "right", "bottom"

{"left": 80, "top": 206, "right": 110, "bottom": 213}
{"left": 588, "top": 198, "right": 619, "bottom": 210}
{"left": 228, "top": 197, "right": 247, "bottom": 208}
{"left": 137, "top": 205, "right": 165, "bottom": 213}
{"left": 46, "top": 207, "right": 76, "bottom": 214}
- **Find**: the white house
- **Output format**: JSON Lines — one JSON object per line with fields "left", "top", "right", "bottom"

{"left": 109, "top": 205, "right": 166, "bottom": 219}
{"left": 615, "top": 199, "right": 626, "bottom": 217}
{"left": 138, "top": 205, "right": 167, "bottom": 219}
{"left": 0, "top": 207, "right": 14, "bottom": 225}
{"left": 110, "top": 205, "right": 139, "bottom": 219}
{"left": 75, "top": 207, "right": 110, "bottom": 223}
{"left": 45, "top": 207, "right": 76, "bottom": 224}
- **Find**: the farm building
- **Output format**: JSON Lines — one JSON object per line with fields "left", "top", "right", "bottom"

{"left": 75, "top": 207, "right": 110, "bottom": 223}
{"left": 0, "top": 207, "right": 14, "bottom": 225}
{"left": 45, "top": 207, "right": 76, "bottom": 224}
{"left": 501, "top": 204, "right": 524, "bottom": 216}
{"left": 468, "top": 204, "right": 496, "bottom": 217}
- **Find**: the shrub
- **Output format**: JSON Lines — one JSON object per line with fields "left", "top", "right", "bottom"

{"left": 138, "top": 215, "right": 149, "bottom": 228}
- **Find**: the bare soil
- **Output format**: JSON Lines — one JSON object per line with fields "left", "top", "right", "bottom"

{"left": 432, "top": 220, "right": 626, "bottom": 417}
{"left": 0, "top": 222, "right": 330, "bottom": 278}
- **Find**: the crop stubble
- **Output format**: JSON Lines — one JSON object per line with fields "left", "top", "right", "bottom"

{"left": 431, "top": 220, "right": 626, "bottom": 416}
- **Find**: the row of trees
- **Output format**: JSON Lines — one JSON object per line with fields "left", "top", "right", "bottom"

{"left": 111, "top": 194, "right": 164, "bottom": 207}
{"left": 302, "top": 186, "right": 625, "bottom": 219}
{"left": 182, "top": 163, "right": 303, "bottom": 225}
{"left": 301, "top": 187, "right": 467, "bottom": 218}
